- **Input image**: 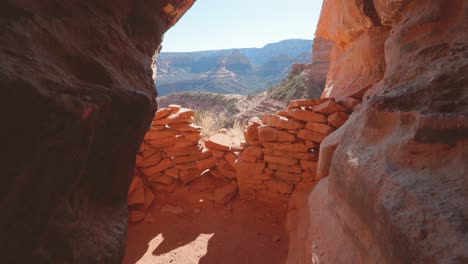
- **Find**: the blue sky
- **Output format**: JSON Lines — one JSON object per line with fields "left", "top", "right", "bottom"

{"left": 162, "top": 0, "right": 324, "bottom": 52}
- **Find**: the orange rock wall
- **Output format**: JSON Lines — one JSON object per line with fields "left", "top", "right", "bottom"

{"left": 308, "top": 37, "right": 333, "bottom": 96}
{"left": 131, "top": 97, "right": 358, "bottom": 214}
{"left": 318, "top": 0, "right": 389, "bottom": 99}
{"left": 129, "top": 105, "right": 242, "bottom": 222}
{"left": 288, "top": 36, "right": 333, "bottom": 99}
{"left": 235, "top": 98, "right": 357, "bottom": 203}
{"left": 301, "top": 0, "right": 468, "bottom": 263}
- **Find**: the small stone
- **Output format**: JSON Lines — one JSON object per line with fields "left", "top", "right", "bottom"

{"left": 147, "top": 174, "right": 175, "bottom": 186}
{"left": 175, "top": 161, "right": 198, "bottom": 171}
{"left": 140, "top": 158, "right": 172, "bottom": 176}
{"left": 289, "top": 98, "right": 330, "bottom": 108}
{"left": 261, "top": 114, "right": 304, "bottom": 130}
{"left": 305, "top": 122, "right": 335, "bottom": 134}
{"left": 338, "top": 97, "right": 361, "bottom": 112}
{"left": 168, "top": 122, "right": 201, "bottom": 132}
{"left": 217, "top": 159, "right": 237, "bottom": 179}
{"left": 243, "top": 146, "right": 263, "bottom": 158}
{"left": 171, "top": 151, "right": 212, "bottom": 164}
{"left": 155, "top": 108, "right": 172, "bottom": 120}
{"left": 168, "top": 104, "right": 181, "bottom": 112}
{"left": 137, "top": 151, "right": 162, "bottom": 168}
{"left": 310, "top": 99, "right": 347, "bottom": 115}
{"left": 288, "top": 108, "right": 327, "bottom": 123}
{"left": 165, "top": 145, "right": 203, "bottom": 158}
{"left": 224, "top": 152, "right": 238, "bottom": 167}
{"left": 127, "top": 176, "right": 145, "bottom": 206}
{"left": 258, "top": 126, "right": 296, "bottom": 142}
{"left": 297, "top": 129, "right": 328, "bottom": 143}
{"left": 197, "top": 156, "right": 218, "bottom": 171}
{"left": 245, "top": 122, "right": 261, "bottom": 140}
{"left": 146, "top": 136, "right": 177, "bottom": 149}
{"left": 327, "top": 112, "right": 350, "bottom": 128}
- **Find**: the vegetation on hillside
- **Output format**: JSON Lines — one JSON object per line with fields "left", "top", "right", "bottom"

{"left": 193, "top": 110, "right": 244, "bottom": 141}
{"left": 169, "top": 92, "right": 240, "bottom": 115}
{"left": 156, "top": 39, "right": 313, "bottom": 96}
{"left": 266, "top": 68, "right": 311, "bottom": 103}
{"left": 158, "top": 65, "right": 324, "bottom": 134}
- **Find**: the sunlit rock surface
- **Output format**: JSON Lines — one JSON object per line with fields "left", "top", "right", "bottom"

{"left": 303, "top": 0, "right": 468, "bottom": 263}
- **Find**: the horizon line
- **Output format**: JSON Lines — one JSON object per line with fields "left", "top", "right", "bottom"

{"left": 160, "top": 38, "right": 314, "bottom": 53}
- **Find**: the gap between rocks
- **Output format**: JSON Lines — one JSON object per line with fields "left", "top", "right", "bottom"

{"left": 125, "top": 96, "right": 359, "bottom": 263}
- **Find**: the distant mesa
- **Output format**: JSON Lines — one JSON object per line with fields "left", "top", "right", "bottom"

{"left": 156, "top": 39, "right": 313, "bottom": 95}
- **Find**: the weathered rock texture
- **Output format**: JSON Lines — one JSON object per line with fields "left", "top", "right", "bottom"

{"left": 287, "top": 37, "right": 333, "bottom": 100}
{"left": 308, "top": 37, "right": 333, "bottom": 96}
{"left": 129, "top": 105, "right": 240, "bottom": 222}
{"left": 301, "top": 0, "right": 468, "bottom": 263}
{"left": 236, "top": 98, "right": 356, "bottom": 204}
{"left": 0, "top": 0, "right": 193, "bottom": 262}
{"left": 132, "top": 98, "right": 356, "bottom": 214}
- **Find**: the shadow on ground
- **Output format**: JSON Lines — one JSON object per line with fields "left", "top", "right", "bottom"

{"left": 124, "top": 176, "right": 289, "bottom": 264}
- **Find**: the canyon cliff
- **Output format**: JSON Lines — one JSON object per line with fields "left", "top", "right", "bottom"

{"left": 156, "top": 36, "right": 333, "bottom": 127}
{"left": 157, "top": 39, "right": 313, "bottom": 95}
{"left": 0, "top": 0, "right": 193, "bottom": 262}
{"left": 1, "top": 0, "right": 467, "bottom": 263}
{"left": 300, "top": 0, "right": 468, "bottom": 263}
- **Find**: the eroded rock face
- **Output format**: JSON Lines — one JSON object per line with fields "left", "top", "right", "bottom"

{"left": 308, "top": 37, "right": 332, "bottom": 97}
{"left": 0, "top": 0, "right": 193, "bottom": 262}
{"left": 318, "top": 0, "right": 389, "bottom": 99}
{"left": 305, "top": 0, "right": 468, "bottom": 263}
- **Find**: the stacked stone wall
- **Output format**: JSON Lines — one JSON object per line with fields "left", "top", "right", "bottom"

{"left": 128, "top": 98, "right": 359, "bottom": 221}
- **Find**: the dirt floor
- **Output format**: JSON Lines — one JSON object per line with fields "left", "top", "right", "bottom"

{"left": 124, "top": 176, "right": 290, "bottom": 264}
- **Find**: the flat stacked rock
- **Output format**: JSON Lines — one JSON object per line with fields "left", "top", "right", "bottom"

{"left": 236, "top": 97, "right": 359, "bottom": 203}
{"left": 129, "top": 105, "right": 217, "bottom": 222}
{"left": 204, "top": 133, "right": 242, "bottom": 180}
{"left": 127, "top": 169, "right": 155, "bottom": 223}
{"left": 128, "top": 98, "right": 359, "bottom": 218}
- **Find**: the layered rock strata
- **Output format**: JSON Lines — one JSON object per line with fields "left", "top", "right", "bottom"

{"left": 303, "top": 0, "right": 468, "bottom": 263}
{"left": 0, "top": 0, "right": 193, "bottom": 262}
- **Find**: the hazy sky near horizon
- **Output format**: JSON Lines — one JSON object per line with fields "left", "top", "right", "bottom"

{"left": 162, "top": 0, "right": 324, "bottom": 52}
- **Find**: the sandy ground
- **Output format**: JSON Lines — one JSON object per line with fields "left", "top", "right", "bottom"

{"left": 124, "top": 176, "right": 289, "bottom": 264}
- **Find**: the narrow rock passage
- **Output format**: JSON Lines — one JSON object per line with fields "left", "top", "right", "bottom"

{"left": 124, "top": 175, "right": 289, "bottom": 264}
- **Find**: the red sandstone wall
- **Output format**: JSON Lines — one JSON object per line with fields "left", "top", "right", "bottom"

{"left": 0, "top": 0, "right": 193, "bottom": 262}
{"left": 308, "top": 37, "right": 333, "bottom": 96}
{"left": 301, "top": 0, "right": 468, "bottom": 263}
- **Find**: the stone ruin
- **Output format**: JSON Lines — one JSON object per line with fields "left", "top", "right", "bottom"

{"left": 128, "top": 97, "right": 360, "bottom": 222}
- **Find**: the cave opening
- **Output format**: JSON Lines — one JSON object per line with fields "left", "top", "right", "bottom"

{"left": 2, "top": 0, "right": 465, "bottom": 263}
{"left": 124, "top": 1, "right": 344, "bottom": 263}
